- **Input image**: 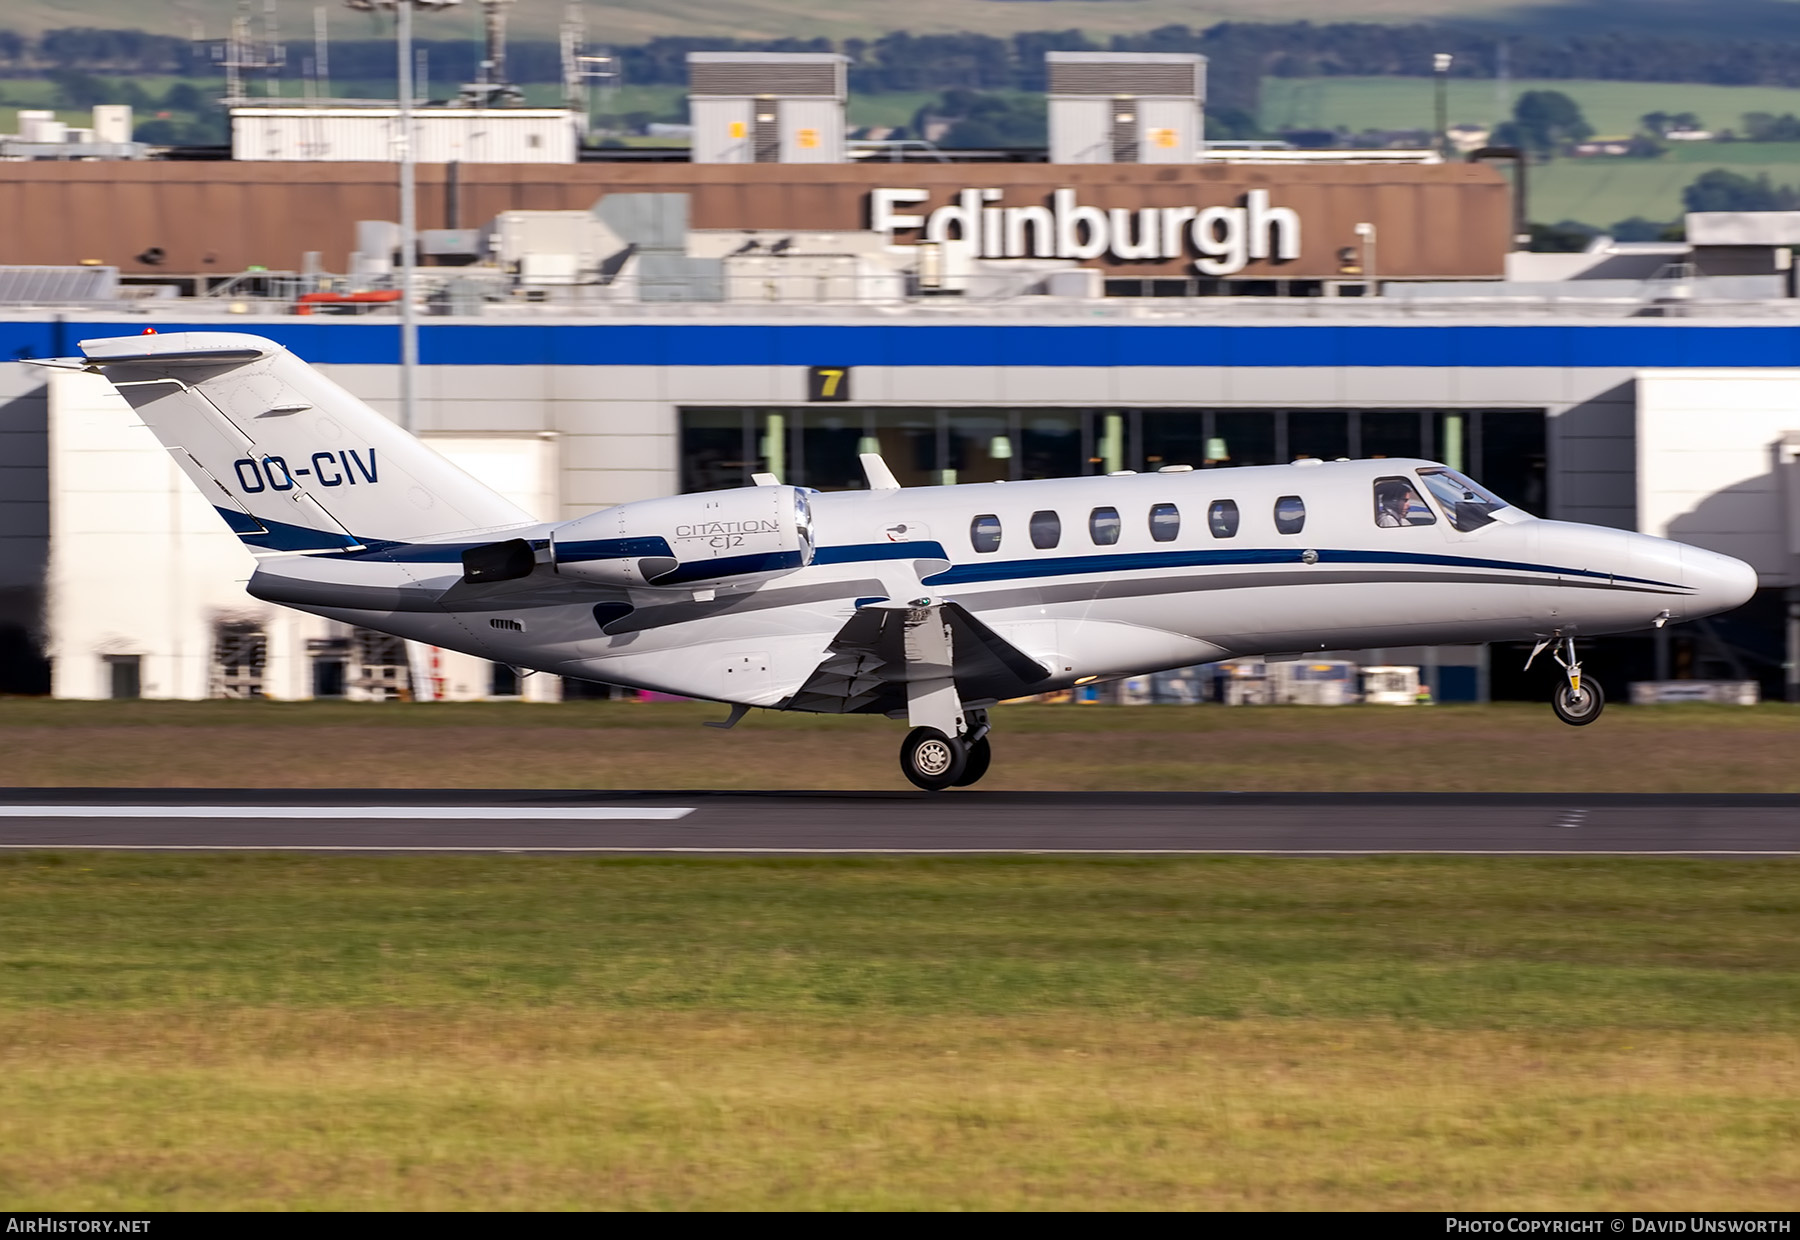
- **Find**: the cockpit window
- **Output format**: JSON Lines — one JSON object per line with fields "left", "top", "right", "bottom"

{"left": 1373, "top": 477, "right": 1436, "bottom": 528}
{"left": 1416, "top": 468, "right": 1508, "bottom": 532}
{"left": 970, "top": 514, "right": 1002, "bottom": 553}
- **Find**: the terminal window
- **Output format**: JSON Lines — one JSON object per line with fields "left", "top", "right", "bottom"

{"left": 210, "top": 621, "right": 267, "bottom": 700}
{"left": 680, "top": 407, "right": 1547, "bottom": 515}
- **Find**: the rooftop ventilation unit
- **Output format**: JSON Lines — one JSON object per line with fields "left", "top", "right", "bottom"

{"left": 1046, "top": 51, "right": 1206, "bottom": 165}
{"left": 689, "top": 51, "right": 848, "bottom": 165}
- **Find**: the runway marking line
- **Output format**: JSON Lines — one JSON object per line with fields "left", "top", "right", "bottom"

{"left": 0, "top": 846, "right": 1795, "bottom": 856}
{"left": 0, "top": 806, "right": 693, "bottom": 821}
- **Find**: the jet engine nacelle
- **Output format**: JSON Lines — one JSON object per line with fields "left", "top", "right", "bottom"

{"left": 551, "top": 485, "right": 815, "bottom": 588}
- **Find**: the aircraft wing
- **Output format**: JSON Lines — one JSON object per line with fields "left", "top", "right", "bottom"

{"left": 783, "top": 601, "right": 1051, "bottom": 714}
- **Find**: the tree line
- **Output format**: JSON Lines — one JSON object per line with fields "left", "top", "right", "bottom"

{"left": 25, "top": 21, "right": 1800, "bottom": 117}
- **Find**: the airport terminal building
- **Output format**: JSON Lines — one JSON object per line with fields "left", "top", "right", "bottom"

{"left": 4, "top": 302, "right": 1798, "bottom": 705}
{"left": 2, "top": 50, "right": 1798, "bottom": 704}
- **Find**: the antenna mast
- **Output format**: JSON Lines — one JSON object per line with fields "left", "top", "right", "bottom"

{"left": 462, "top": 0, "right": 522, "bottom": 105}
{"left": 315, "top": 6, "right": 331, "bottom": 99}
{"left": 561, "top": 2, "right": 584, "bottom": 113}
{"left": 263, "top": 0, "right": 283, "bottom": 96}
{"left": 215, "top": 0, "right": 285, "bottom": 106}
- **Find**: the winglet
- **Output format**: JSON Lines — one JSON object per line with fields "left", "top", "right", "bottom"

{"left": 860, "top": 453, "right": 901, "bottom": 491}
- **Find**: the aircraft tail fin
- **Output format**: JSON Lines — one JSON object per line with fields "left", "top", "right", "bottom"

{"left": 78, "top": 331, "right": 533, "bottom": 552}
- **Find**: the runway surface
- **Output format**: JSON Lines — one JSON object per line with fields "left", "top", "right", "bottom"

{"left": 0, "top": 790, "right": 1796, "bottom": 854}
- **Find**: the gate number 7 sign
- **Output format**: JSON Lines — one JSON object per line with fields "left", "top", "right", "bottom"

{"left": 807, "top": 366, "right": 851, "bottom": 402}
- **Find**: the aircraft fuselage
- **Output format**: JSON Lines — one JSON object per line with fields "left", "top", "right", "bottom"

{"left": 247, "top": 457, "right": 1757, "bottom": 710}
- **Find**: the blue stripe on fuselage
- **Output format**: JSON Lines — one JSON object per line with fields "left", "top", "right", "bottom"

{"left": 828, "top": 545, "right": 1682, "bottom": 591}
{"left": 555, "top": 536, "right": 674, "bottom": 562}
{"left": 813, "top": 541, "right": 950, "bottom": 565}
{"left": 252, "top": 527, "right": 1683, "bottom": 595}
{"left": 213, "top": 507, "right": 360, "bottom": 552}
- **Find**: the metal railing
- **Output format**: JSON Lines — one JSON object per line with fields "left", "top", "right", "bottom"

{"left": 11, "top": 262, "right": 1800, "bottom": 321}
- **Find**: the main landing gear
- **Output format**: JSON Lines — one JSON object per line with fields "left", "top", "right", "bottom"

{"left": 891, "top": 602, "right": 998, "bottom": 791}
{"left": 900, "top": 709, "right": 992, "bottom": 791}
{"left": 1529, "top": 634, "right": 1606, "bottom": 727}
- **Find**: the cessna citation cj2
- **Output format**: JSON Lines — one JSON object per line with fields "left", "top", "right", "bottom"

{"left": 67, "top": 332, "right": 1757, "bottom": 790}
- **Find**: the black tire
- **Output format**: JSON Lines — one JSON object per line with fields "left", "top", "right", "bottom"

{"left": 901, "top": 727, "right": 967, "bottom": 791}
{"left": 952, "top": 736, "right": 992, "bottom": 787}
{"left": 1551, "top": 676, "right": 1605, "bottom": 726}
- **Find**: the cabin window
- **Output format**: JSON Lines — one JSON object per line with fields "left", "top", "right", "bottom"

{"left": 1149, "top": 503, "right": 1181, "bottom": 543}
{"left": 1374, "top": 477, "right": 1436, "bottom": 527}
{"left": 970, "top": 513, "right": 1003, "bottom": 553}
{"left": 1089, "top": 506, "right": 1121, "bottom": 546}
{"left": 1029, "top": 510, "right": 1061, "bottom": 550}
{"left": 1208, "top": 499, "right": 1239, "bottom": 539}
{"left": 1274, "top": 495, "right": 1306, "bottom": 535}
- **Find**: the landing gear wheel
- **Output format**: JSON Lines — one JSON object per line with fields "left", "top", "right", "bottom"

{"left": 1552, "top": 676, "right": 1605, "bottom": 726}
{"left": 952, "top": 736, "right": 991, "bottom": 787}
{"left": 901, "top": 727, "right": 967, "bottom": 791}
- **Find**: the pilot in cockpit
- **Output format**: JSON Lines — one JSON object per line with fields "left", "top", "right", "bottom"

{"left": 1375, "top": 478, "right": 1427, "bottom": 528}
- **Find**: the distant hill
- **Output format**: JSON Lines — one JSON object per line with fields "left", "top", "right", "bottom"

{"left": 12, "top": 0, "right": 1800, "bottom": 44}
{"left": 23, "top": 8, "right": 1800, "bottom": 127}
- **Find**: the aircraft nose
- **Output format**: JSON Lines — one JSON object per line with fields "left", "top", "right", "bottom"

{"left": 1682, "top": 544, "right": 1759, "bottom": 619}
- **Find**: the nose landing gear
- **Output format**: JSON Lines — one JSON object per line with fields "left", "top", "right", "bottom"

{"left": 1529, "top": 634, "right": 1606, "bottom": 726}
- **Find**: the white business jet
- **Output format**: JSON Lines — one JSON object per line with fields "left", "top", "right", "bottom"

{"left": 66, "top": 331, "right": 1757, "bottom": 790}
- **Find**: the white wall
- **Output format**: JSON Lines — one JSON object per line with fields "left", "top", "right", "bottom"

{"left": 691, "top": 98, "right": 753, "bottom": 164}
{"left": 47, "top": 372, "right": 569, "bottom": 701}
{"left": 231, "top": 109, "right": 575, "bottom": 163}
{"left": 419, "top": 433, "right": 562, "bottom": 702}
{"left": 1636, "top": 368, "right": 1800, "bottom": 587}
{"left": 1049, "top": 98, "right": 1110, "bottom": 164}
{"left": 47, "top": 370, "right": 273, "bottom": 699}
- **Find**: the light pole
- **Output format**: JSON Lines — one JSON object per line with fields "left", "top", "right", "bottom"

{"left": 1433, "top": 52, "right": 1453, "bottom": 159}
{"left": 346, "top": 0, "right": 459, "bottom": 434}
{"left": 1354, "top": 221, "right": 1377, "bottom": 294}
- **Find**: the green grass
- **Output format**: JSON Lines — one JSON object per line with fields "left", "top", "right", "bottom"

{"left": 1527, "top": 149, "right": 1800, "bottom": 228}
{"left": 0, "top": 75, "right": 206, "bottom": 107}
{"left": 1528, "top": 159, "right": 1703, "bottom": 229}
{"left": 0, "top": 75, "right": 954, "bottom": 141}
{"left": 0, "top": 105, "right": 92, "bottom": 133}
{"left": 4, "top": 698, "right": 1798, "bottom": 792}
{"left": 0, "top": 77, "right": 994, "bottom": 135}
{"left": 1259, "top": 76, "right": 1800, "bottom": 225}
{"left": 3, "top": 853, "right": 1795, "bottom": 1030}
{"left": 0, "top": 853, "right": 1795, "bottom": 1208}
{"left": 1668, "top": 139, "right": 1800, "bottom": 162}
{"left": 1261, "top": 75, "right": 1800, "bottom": 136}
